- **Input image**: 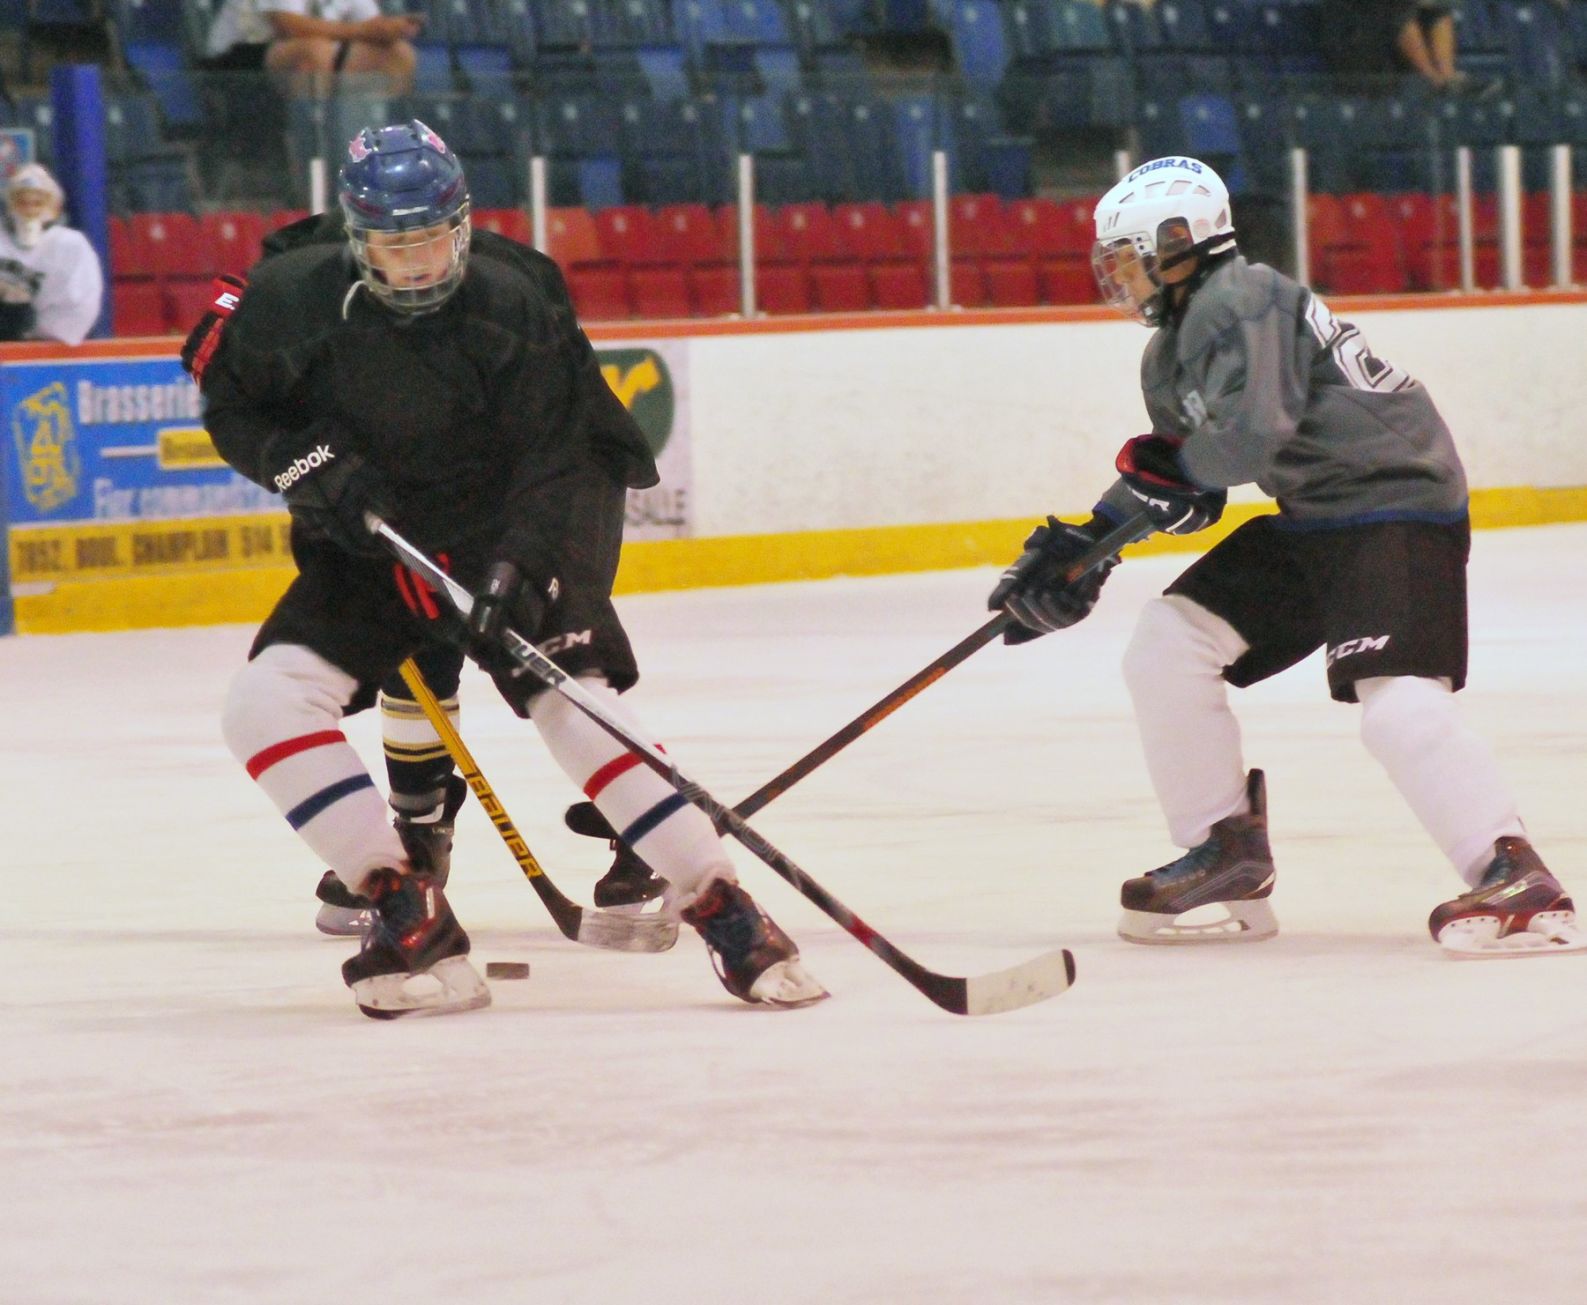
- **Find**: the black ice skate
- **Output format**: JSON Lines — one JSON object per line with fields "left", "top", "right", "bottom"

{"left": 341, "top": 868, "right": 490, "bottom": 1019}
{"left": 680, "top": 879, "right": 828, "bottom": 1008}
{"left": 594, "top": 843, "right": 668, "bottom": 911}
{"left": 1118, "top": 770, "right": 1278, "bottom": 945}
{"left": 1428, "top": 837, "right": 1584, "bottom": 956}
{"left": 314, "top": 870, "right": 372, "bottom": 937}
{"left": 313, "top": 775, "right": 469, "bottom": 937}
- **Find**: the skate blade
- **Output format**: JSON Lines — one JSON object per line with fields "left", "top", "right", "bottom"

{"left": 1118, "top": 899, "right": 1279, "bottom": 946}
{"left": 1437, "top": 911, "right": 1587, "bottom": 958}
{"left": 315, "top": 904, "right": 371, "bottom": 937}
{"left": 747, "top": 959, "right": 830, "bottom": 1008}
{"left": 576, "top": 909, "right": 679, "bottom": 953}
{"left": 352, "top": 955, "right": 493, "bottom": 1019}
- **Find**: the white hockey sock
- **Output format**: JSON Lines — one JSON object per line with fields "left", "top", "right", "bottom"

{"left": 221, "top": 644, "right": 405, "bottom": 892}
{"left": 1356, "top": 676, "right": 1525, "bottom": 884}
{"left": 1122, "top": 595, "right": 1253, "bottom": 848}
{"left": 528, "top": 676, "right": 733, "bottom": 900}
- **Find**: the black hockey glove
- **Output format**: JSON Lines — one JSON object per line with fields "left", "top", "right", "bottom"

{"left": 988, "top": 515, "right": 1120, "bottom": 643}
{"left": 0, "top": 299, "right": 37, "bottom": 342}
{"left": 273, "top": 443, "right": 393, "bottom": 557}
{"left": 465, "top": 559, "right": 555, "bottom": 656}
{"left": 1115, "top": 434, "right": 1226, "bottom": 536}
{"left": 179, "top": 274, "right": 247, "bottom": 386}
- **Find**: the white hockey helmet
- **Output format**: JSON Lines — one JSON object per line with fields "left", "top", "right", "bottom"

{"left": 6, "top": 162, "right": 65, "bottom": 249}
{"left": 1091, "top": 157, "right": 1235, "bottom": 325}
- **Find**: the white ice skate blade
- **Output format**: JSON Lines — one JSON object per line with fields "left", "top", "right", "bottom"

{"left": 1118, "top": 898, "right": 1279, "bottom": 946}
{"left": 747, "top": 958, "right": 829, "bottom": 1008}
{"left": 576, "top": 909, "right": 679, "bottom": 953}
{"left": 1437, "top": 911, "right": 1587, "bottom": 958}
{"left": 352, "top": 955, "right": 493, "bottom": 1019}
{"left": 315, "top": 903, "right": 370, "bottom": 937}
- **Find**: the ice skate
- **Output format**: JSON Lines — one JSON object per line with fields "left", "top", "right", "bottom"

{"left": 342, "top": 867, "right": 490, "bottom": 1019}
{"left": 1118, "top": 770, "right": 1278, "bottom": 944}
{"left": 1429, "top": 837, "right": 1585, "bottom": 957}
{"left": 680, "top": 879, "right": 828, "bottom": 1008}
{"left": 393, "top": 773, "right": 468, "bottom": 887}
{"left": 314, "top": 870, "right": 372, "bottom": 936}
{"left": 594, "top": 843, "right": 668, "bottom": 912}
{"left": 315, "top": 776, "right": 468, "bottom": 936}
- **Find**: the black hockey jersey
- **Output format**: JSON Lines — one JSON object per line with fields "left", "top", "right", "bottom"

{"left": 200, "top": 219, "right": 658, "bottom": 577}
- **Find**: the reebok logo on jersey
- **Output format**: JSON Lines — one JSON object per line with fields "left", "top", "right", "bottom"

{"left": 272, "top": 444, "right": 335, "bottom": 493}
{"left": 1326, "top": 635, "right": 1391, "bottom": 666}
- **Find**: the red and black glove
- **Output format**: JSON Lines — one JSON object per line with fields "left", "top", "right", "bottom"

{"left": 1115, "top": 434, "right": 1226, "bottom": 535}
{"left": 179, "top": 274, "right": 247, "bottom": 385}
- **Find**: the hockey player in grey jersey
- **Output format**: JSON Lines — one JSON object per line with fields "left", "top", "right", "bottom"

{"left": 989, "top": 156, "right": 1580, "bottom": 957}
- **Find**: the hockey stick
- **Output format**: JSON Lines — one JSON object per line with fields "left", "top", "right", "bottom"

{"left": 395, "top": 657, "right": 679, "bottom": 954}
{"left": 566, "top": 512, "right": 1151, "bottom": 838}
{"left": 373, "top": 517, "right": 1075, "bottom": 1016}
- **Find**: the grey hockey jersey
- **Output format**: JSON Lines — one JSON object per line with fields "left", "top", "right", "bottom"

{"left": 1098, "top": 256, "right": 1468, "bottom": 528}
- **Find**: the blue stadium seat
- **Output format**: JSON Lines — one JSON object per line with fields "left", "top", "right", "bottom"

{"left": 944, "top": 0, "right": 1013, "bottom": 91}
{"left": 889, "top": 94, "right": 953, "bottom": 197}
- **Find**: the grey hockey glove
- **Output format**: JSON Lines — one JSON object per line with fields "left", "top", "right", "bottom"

{"left": 272, "top": 442, "right": 393, "bottom": 557}
{"left": 1115, "top": 434, "right": 1226, "bottom": 535}
{"left": 988, "top": 515, "right": 1120, "bottom": 643}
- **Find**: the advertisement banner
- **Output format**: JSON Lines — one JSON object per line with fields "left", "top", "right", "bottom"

{"left": 3, "top": 340, "right": 693, "bottom": 629}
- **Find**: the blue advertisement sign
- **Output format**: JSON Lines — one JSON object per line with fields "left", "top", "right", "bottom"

{"left": 5, "top": 355, "right": 278, "bottom": 529}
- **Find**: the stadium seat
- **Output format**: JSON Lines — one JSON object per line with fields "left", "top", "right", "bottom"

{"left": 567, "top": 266, "right": 632, "bottom": 319}
{"left": 1037, "top": 258, "right": 1095, "bottom": 304}
{"left": 199, "top": 211, "right": 265, "bottom": 279}
{"left": 111, "top": 280, "right": 167, "bottom": 335}
{"left": 982, "top": 257, "right": 1040, "bottom": 306}
{"left": 832, "top": 201, "right": 910, "bottom": 261}
{"left": 777, "top": 201, "right": 844, "bottom": 263}
{"left": 810, "top": 262, "right": 873, "bottom": 311}
{"left": 870, "top": 260, "right": 928, "bottom": 309}
{"left": 628, "top": 265, "right": 692, "bottom": 317}
{"left": 545, "top": 207, "right": 608, "bottom": 268}
{"left": 690, "top": 263, "right": 742, "bottom": 315}
{"left": 651, "top": 203, "right": 728, "bottom": 265}
{"left": 755, "top": 263, "right": 813, "bottom": 313}
{"left": 129, "top": 212, "right": 210, "bottom": 280}
{"left": 949, "top": 193, "right": 1015, "bottom": 257}
{"left": 593, "top": 205, "right": 660, "bottom": 264}
{"left": 715, "top": 202, "right": 791, "bottom": 263}
{"left": 472, "top": 207, "right": 533, "bottom": 244}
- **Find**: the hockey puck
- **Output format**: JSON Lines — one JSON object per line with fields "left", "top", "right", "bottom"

{"left": 485, "top": 961, "right": 531, "bottom": 980}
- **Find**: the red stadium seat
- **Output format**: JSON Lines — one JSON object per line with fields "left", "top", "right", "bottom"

{"left": 628, "top": 266, "right": 691, "bottom": 318}
{"left": 831, "top": 202, "right": 909, "bottom": 262}
{"left": 130, "top": 212, "right": 211, "bottom": 280}
{"left": 809, "top": 262, "right": 872, "bottom": 312}
{"left": 1005, "top": 197, "right": 1070, "bottom": 258}
{"left": 870, "top": 261, "right": 928, "bottom": 310}
{"left": 777, "top": 202, "right": 843, "bottom": 263}
{"left": 200, "top": 211, "right": 265, "bottom": 279}
{"left": 566, "top": 266, "right": 631, "bottom": 320}
{"left": 592, "top": 206, "right": 658, "bottom": 265}
{"left": 716, "top": 203, "right": 791, "bottom": 263}
{"left": 1038, "top": 258, "right": 1096, "bottom": 305}
{"left": 107, "top": 214, "right": 150, "bottom": 280}
{"left": 949, "top": 259, "right": 988, "bottom": 308}
{"left": 112, "top": 281, "right": 168, "bottom": 335}
{"left": 893, "top": 200, "right": 935, "bottom": 260}
{"left": 982, "top": 257, "right": 1040, "bottom": 307}
{"left": 690, "top": 264, "right": 741, "bottom": 316}
{"left": 164, "top": 278, "right": 220, "bottom": 335}
{"left": 544, "top": 207, "right": 608, "bottom": 269}
{"left": 948, "top": 194, "right": 1015, "bottom": 257}
{"left": 472, "top": 207, "right": 532, "bottom": 244}
{"left": 755, "top": 264, "right": 812, "bottom": 314}
{"left": 652, "top": 203, "right": 727, "bottom": 266}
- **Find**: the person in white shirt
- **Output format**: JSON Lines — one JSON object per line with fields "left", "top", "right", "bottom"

{"left": 202, "top": 0, "right": 422, "bottom": 95}
{"left": 0, "top": 164, "right": 104, "bottom": 345}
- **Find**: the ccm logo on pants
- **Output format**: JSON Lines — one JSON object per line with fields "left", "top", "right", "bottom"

{"left": 1326, "top": 634, "right": 1391, "bottom": 666}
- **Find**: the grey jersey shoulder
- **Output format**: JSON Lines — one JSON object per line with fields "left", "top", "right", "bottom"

{"left": 1175, "top": 258, "right": 1308, "bottom": 368}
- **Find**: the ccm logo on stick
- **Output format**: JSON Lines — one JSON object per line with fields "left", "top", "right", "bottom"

{"left": 1326, "top": 635, "right": 1391, "bottom": 665}
{"left": 273, "top": 444, "right": 335, "bottom": 492}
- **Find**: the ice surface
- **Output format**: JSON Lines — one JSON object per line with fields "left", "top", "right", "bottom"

{"left": 4, "top": 526, "right": 1586, "bottom": 1303}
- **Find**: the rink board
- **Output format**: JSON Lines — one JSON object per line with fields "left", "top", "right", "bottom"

{"left": 5, "top": 290, "right": 1587, "bottom": 636}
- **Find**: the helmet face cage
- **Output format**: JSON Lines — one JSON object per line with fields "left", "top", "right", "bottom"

{"left": 1091, "top": 218, "right": 1199, "bottom": 326}
{"left": 338, "top": 120, "right": 471, "bottom": 315}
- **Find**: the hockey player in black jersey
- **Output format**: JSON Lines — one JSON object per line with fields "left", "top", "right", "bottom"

{"left": 199, "top": 121, "right": 826, "bottom": 1016}
{"left": 989, "top": 155, "right": 1580, "bottom": 957}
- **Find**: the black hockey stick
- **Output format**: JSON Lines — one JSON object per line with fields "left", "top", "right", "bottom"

{"left": 373, "top": 517, "right": 1075, "bottom": 1016}
{"left": 566, "top": 512, "right": 1152, "bottom": 838}
{"left": 396, "top": 658, "right": 678, "bottom": 953}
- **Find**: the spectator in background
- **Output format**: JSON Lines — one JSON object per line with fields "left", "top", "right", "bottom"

{"left": 201, "top": 0, "right": 423, "bottom": 96}
{"left": 1322, "top": 1, "right": 1469, "bottom": 95}
{"left": 0, "top": 164, "right": 104, "bottom": 345}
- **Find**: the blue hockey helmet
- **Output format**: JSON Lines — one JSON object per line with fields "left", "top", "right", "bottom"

{"left": 338, "top": 120, "right": 471, "bottom": 315}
